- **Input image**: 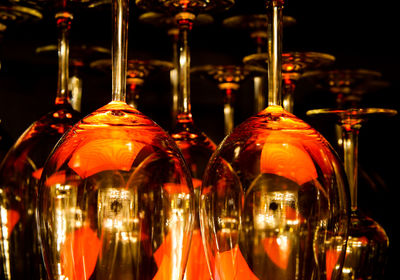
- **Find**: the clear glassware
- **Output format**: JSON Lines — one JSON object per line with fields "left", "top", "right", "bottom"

{"left": 243, "top": 51, "right": 336, "bottom": 114}
{"left": 222, "top": 13, "right": 296, "bottom": 113}
{"left": 36, "top": 44, "right": 111, "bottom": 112}
{"left": 191, "top": 64, "right": 266, "bottom": 135}
{"left": 36, "top": 0, "right": 194, "bottom": 280}
{"left": 306, "top": 108, "right": 396, "bottom": 280}
{"left": 301, "top": 69, "right": 389, "bottom": 149}
{"left": 135, "top": 1, "right": 233, "bottom": 280}
{"left": 138, "top": 11, "right": 213, "bottom": 127}
{"left": 90, "top": 58, "right": 173, "bottom": 109}
{"left": 0, "top": 5, "right": 43, "bottom": 279}
{"left": 167, "top": 22, "right": 216, "bottom": 280}
{"left": 200, "top": 1, "right": 350, "bottom": 280}
{"left": 1, "top": 3, "right": 82, "bottom": 280}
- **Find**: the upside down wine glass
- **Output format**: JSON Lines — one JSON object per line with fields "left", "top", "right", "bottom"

{"left": 200, "top": 1, "right": 350, "bottom": 280}
{"left": 165, "top": 15, "right": 216, "bottom": 280}
{"left": 0, "top": 2, "right": 83, "bottom": 280}
{"left": 37, "top": 0, "right": 194, "bottom": 279}
{"left": 302, "top": 69, "right": 388, "bottom": 149}
{"left": 135, "top": 1, "right": 234, "bottom": 279}
{"left": 306, "top": 108, "right": 396, "bottom": 280}
{"left": 191, "top": 64, "right": 266, "bottom": 135}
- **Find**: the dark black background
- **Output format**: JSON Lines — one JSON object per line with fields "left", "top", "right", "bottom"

{"left": 1, "top": 0, "right": 399, "bottom": 278}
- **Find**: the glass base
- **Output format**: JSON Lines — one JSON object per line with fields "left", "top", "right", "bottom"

{"left": 135, "top": 0, "right": 234, "bottom": 15}
{"left": 243, "top": 52, "right": 335, "bottom": 75}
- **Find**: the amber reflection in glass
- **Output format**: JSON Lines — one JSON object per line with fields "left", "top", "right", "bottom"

{"left": 37, "top": 101, "right": 193, "bottom": 280}
{"left": 171, "top": 118, "right": 216, "bottom": 280}
{"left": 201, "top": 106, "right": 349, "bottom": 280}
{"left": 0, "top": 104, "right": 80, "bottom": 280}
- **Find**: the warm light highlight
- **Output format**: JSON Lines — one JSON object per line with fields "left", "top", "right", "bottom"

{"left": 260, "top": 133, "right": 318, "bottom": 185}
{"left": 326, "top": 248, "right": 340, "bottom": 280}
{"left": 215, "top": 246, "right": 259, "bottom": 280}
{"left": 60, "top": 225, "right": 101, "bottom": 280}
{"left": 262, "top": 236, "right": 291, "bottom": 270}
{"left": 68, "top": 139, "right": 144, "bottom": 178}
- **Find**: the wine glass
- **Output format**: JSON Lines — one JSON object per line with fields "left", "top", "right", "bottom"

{"left": 36, "top": 0, "right": 194, "bottom": 279}
{"left": 36, "top": 44, "right": 111, "bottom": 112}
{"left": 90, "top": 58, "right": 174, "bottom": 109}
{"left": 306, "top": 107, "right": 396, "bottom": 280}
{"left": 135, "top": 1, "right": 234, "bottom": 280}
{"left": 191, "top": 64, "right": 266, "bottom": 135}
{"left": 138, "top": 11, "right": 213, "bottom": 127}
{"left": 243, "top": 51, "right": 336, "bottom": 114}
{"left": 0, "top": 3, "right": 64, "bottom": 280}
{"left": 222, "top": 13, "right": 296, "bottom": 114}
{"left": 301, "top": 69, "right": 389, "bottom": 149}
{"left": 200, "top": 1, "right": 349, "bottom": 280}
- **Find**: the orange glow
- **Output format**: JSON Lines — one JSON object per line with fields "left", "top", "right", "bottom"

{"left": 184, "top": 230, "right": 210, "bottom": 280}
{"left": 32, "top": 168, "right": 43, "bottom": 180}
{"left": 129, "top": 82, "right": 137, "bottom": 93}
{"left": 60, "top": 225, "right": 101, "bottom": 280}
{"left": 163, "top": 182, "right": 191, "bottom": 195}
{"left": 357, "top": 236, "right": 369, "bottom": 246}
{"left": 68, "top": 139, "right": 144, "bottom": 178}
{"left": 260, "top": 132, "right": 318, "bottom": 185}
{"left": 284, "top": 64, "right": 294, "bottom": 72}
{"left": 153, "top": 236, "right": 167, "bottom": 268}
{"left": 5, "top": 209, "right": 20, "bottom": 237}
{"left": 325, "top": 249, "right": 340, "bottom": 280}
{"left": 283, "top": 206, "right": 305, "bottom": 225}
{"left": 44, "top": 170, "right": 67, "bottom": 187}
{"left": 152, "top": 232, "right": 177, "bottom": 280}
{"left": 215, "top": 246, "right": 259, "bottom": 280}
{"left": 153, "top": 254, "right": 173, "bottom": 280}
{"left": 180, "top": 0, "right": 189, "bottom": 9}
{"left": 262, "top": 236, "right": 291, "bottom": 270}
{"left": 192, "top": 178, "right": 202, "bottom": 189}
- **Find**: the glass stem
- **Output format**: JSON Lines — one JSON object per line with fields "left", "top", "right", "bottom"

{"left": 223, "top": 87, "right": 235, "bottom": 135}
{"left": 55, "top": 11, "right": 73, "bottom": 105}
{"left": 176, "top": 13, "right": 195, "bottom": 123}
{"left": 253, "top": 35, "right": 266, "bottom": 113}
{"left": 267, "top": 2, "right": 283, "bottom": 107}
{"left": 170, "top": 29, "right": 179, "bottom": 126}
{"left": 126, "top": 79, "right": 141, "bottom": 109}
{"left": 253, "top": 76, "right": 265, "bottom": 113}
{"left": 282, "top": 77, "right": 296, "bottom": 113}
{"left": 111, "top": 0, "right": 129, "bottom": 103}
{"left": 342, "top": 122, "right": 361, "bottom": 212}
